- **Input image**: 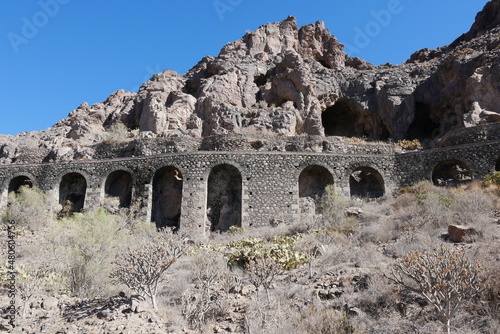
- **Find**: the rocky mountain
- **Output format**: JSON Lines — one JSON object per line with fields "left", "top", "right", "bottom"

{"left": 1, "top": 0, "right": 500, "bottom": 164}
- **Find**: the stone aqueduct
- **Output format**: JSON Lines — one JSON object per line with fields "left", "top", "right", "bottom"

{"left": 0, "top": 139, "right": 499, "bottom": 235}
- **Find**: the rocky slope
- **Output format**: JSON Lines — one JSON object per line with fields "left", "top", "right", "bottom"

{"left": 1, "top": 1, "right": 500, "bottom": 164}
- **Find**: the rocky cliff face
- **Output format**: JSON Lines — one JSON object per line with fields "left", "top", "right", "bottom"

{"left": 1, "top": 1, "right": 500, "bottom": 164}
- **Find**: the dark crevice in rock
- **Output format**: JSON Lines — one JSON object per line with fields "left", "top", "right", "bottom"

{"left": 254, "top": 74, "right": 267, "bottom": 87}
{"left": 322, "top": 100, "right": 361, "bottom": 137}
{"left": 407, "top": 102, "right": 440, "bottom": 142}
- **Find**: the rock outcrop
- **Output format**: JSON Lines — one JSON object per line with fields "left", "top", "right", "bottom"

{"left": 1, "top": 0, "right": 500, "bottom": 163}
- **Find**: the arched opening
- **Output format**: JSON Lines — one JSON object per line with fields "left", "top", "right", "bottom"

{"left": 496, "top": 158, "right": 500, "bottom": 171}
{"left": 432, "top": 160, "right": 472, "bottom": 186}
{"left": 105, "top": 170, "right": 133, "bottom": 209}
{"left": 407, "top": 102, "right": 439, "bottom": 141}
{"left": 8, "top": 176, "right": 33, "bottom": 193}
{"left": 152, "top": 167, "right": 183, "bottom": 229}
{"left": 350, "top": 167, "right": 385, "bottom": 198}
{"left": 207, "top": 164, "right": 242, "bottom": 232}
{"left": 299, "top": 165, "right": 334, "bottom": 198}
{"left": 59, "top": 173, "right": 87, "bottom": 217}
{"left": 322, "top": 100, "right": 359, "bottom": 137}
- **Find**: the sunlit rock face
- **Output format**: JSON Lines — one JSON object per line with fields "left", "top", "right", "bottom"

{"left": 2, "top": 1, "right": 500, "bottom": 163}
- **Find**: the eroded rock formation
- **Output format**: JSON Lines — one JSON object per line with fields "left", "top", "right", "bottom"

{"left": 1, "top": 1, "right": 500, "bottom": 164}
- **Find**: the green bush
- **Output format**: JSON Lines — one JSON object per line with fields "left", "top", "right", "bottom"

{"left": 106, "top": 121, "right": 129, "bottom": 142}
{"left": 2, "top": 186, "right": 51, "bottom": 230}
{"left": 482, "top": 171, "right": 500, "bottom": 186}
{"left": 199, "top": 235, "right": 307, "bottom": 270}
{"left": 317, "top": 185, "right": 349, "bottom": 229}
{"left": 50, "top": 208, "right": 128, "bottom": 298}
{"left": 226, "top": 235, "right": 307, "bottom": 270}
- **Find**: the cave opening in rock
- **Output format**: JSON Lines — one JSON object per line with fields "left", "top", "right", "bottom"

{"left": 299, "top": 165, "right": 334, "bottom": 198}
{"left": 8, "top": 176, "right": 33, "bottom": 193}
{"left": 407, "top": 102, "right": 440, "bottom": 141}
{"left": 496, "top": 158, "right": 500, "bottom": 171}
{"left": 59, "top": 173, "right": 87, "bottom": 217}
{"left": 350, "top": 167, "right": 385, "bottom": 198}
{"left": 316, "top": 57, "right": 332, "bottom": 69}
{"left": 254, "top": 74, "right": 267, "bottom": 87}
{"left": 105, "top": 170, "right": 133, "bottom": 209}
{"left": 432, "top": 160, "right": 472, "bottom": 187}
{"left": 207, "top": 164, "right": 242, "bottom": 232}
{"left": 322, "top": 100, "right": 359, "bottom": 137}
{"left": 152, "top": 167, "right": 183, "bottom": 230}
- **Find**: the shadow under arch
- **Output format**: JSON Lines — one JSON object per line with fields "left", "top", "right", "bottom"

{"left": 105, "top": 170, "right": 133, "bottom": 209}
{"left": 432, "top": 160, "right": 472, "bottom": 187}
{"left": 350, "top": 167, "right": 385, "bottom": 198}
{"left": 298, "top": 165, "right": 334, "bottom": 198}
{"left": 8, "top": 175, "right": 33, "bottom": 193}
{"left": 152, "top": 166, "right": 183, "bottom": 230}
{"left": 59, "top": 172, "right": 87, "bottom": 217}
{"left": 207, "top": 164, "right": 242, "bottom": 232}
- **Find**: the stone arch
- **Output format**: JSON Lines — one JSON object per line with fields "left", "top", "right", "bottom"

{"left": 207, "top": 164, "right": 242, "bottom": 232}
{"left": 8, "top": 175, "right": 33, "bottom": 193}
{"left": 104, "top": 170, "right": 133, "bottom": 209}
{"left": 152, "top": 166, "right": 183, "bottom": 229}
{"left": 432, "top": 160, "right": 472, "bottom": 186}
{"left": 59, "top": 172, "right": 87, "bottom": 216}
{"left": 298, "top": 165, "right": 334, "bottom": 198}
{"left": 350, "top": 167, "right": 385, "bottom": 198}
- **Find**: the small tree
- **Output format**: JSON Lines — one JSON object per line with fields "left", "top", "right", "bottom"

{"left": 388, "top": 245, "right": 482, "bottom": 334}
{"left": 16, "top": 266, "right": 46, "bottom": 319}
{"left": 246, "top": 256, "right": 282, "bottom": 304}
{"left": 111, "top": 229, "right": 187, "bottom": 310}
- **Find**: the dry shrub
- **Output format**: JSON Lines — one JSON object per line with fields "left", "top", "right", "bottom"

{"left": 291, "top": 306, "right": 356, "bottom": 334}
{"left": 384, "top": 232, "right": 434, "bottom": 258}
{"left": 356, "top": 218, "right": 395, "bottom": 245}
{"left": 356, "top": 311, "right": 418, "bottom": 334}
{"left": 351, "top": 273, "right": 399, "bottom": 318}
{"left": 181, "top": 251, "right": 236, "bottom": 331}
{"left": 244, "top": 298, "right": 292, "bottom": 334}
{"left": 472, "top": 243, "right": 500, "bottom": 323}
{"left": 390, "top": 182, "right": 457, "bottom": 238}
{"left": 452, "top": 186, "right": 495, "bottom": 231}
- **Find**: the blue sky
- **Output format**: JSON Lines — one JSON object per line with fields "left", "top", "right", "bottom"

{"left": 0, "top": 0, "right": 488, "bottom": 135}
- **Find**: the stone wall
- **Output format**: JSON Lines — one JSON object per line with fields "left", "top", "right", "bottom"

{"left": 0, "top": 140, "right": 498, "bottom": 236}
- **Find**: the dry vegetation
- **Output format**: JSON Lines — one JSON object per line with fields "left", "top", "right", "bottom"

{"left": 0, "top": 174, "right": 499, "bottom": 333}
